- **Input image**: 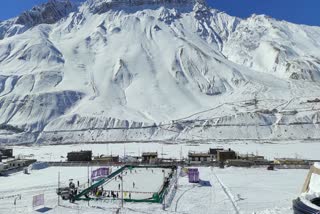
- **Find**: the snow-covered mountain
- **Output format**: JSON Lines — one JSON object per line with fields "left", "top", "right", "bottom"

{"left": 1, "top": 0, "right": 320, "bottom": 144}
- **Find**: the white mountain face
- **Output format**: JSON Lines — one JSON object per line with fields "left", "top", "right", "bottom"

{"left": 1, "top": 0, "right": 320, "bottom": 144}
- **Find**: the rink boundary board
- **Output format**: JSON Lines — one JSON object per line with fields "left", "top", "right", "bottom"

{"left": 73, "top": 165, "right": 177, "bottom": 203}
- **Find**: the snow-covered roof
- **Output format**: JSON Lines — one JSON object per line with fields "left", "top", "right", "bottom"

{"left": 309, "top": 173, "right": 320, "bottom": 193}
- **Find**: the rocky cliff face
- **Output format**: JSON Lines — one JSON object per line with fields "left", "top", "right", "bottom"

{"left": 1, "top": 0, "right": 320, "bottom": 144}
{"left": 15, "top": 0, "right": 74, "bottom": 26}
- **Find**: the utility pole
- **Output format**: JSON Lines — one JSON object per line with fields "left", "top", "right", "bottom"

{"left": 58, "top": 171, "right": 60, "bottom": 206}
{"left": 163, "top": 189, "right": 166, "bottom": 210}
{"left": 175, "top": 167, "right": 178, "bottom": 189}
{"left": 14, "top": 197, "right": 16, "bottom": 213}
{"left": 121, "top": 173, "right": 124, "bottom": 208}
{"left": 162, "top": 146, "right": 164, "bottom": 159}
{"left": 162, "top": 169, "right": 166, "bottom": 210}
{"left": 87, "top": 163, "right": 89, "bottom": 187}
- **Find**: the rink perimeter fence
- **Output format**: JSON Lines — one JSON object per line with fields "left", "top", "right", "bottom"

{"left": 73, "top": 165, "right": 177, "bottom": 204}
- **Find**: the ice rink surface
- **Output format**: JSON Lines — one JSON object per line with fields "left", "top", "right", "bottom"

{"left": 99, "top": 167, "right": 172, "bottom": 200}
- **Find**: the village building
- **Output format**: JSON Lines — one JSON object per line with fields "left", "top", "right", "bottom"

{"left": 158, "top": 158, "right": 178, "bottom": 164}
{"left": 93, "top": 155, "right": 119, "bottom": 163}
{"left": 209, "top": 148, "right": 224, "bottom": 159}
{"left": 226, "top": 159, "right": 254, "bottom": 167}
{"left": 6, "top": 159, "right": 36, "bottom": 168}
{"left": 239, "top": 154, "right": 270, "bottom": 165}
{"left": 188, "top": 152, "right": 211, "bottom": 163}
{"left": 239, "top": 154, "right": 265, "bottom": 161}
{"left": 217, "top": 149, "right": 236, "bottom": 162}
{"left": 274, "top": 158, "right": 309, "bottom": 165}
{"left": 141, "top": 152, "right": 158, "bottom": 163}
{"left": 67, "top": 151, "right": 92, "bottom": 162}
{"left": 0, "top": 159, "right": 36, "bottom": 173}
{"left": 0, "top": 148, "right": 13, "bottom": 159}
{"left": 123, "top": 155, "right": 141, "bottom": 163}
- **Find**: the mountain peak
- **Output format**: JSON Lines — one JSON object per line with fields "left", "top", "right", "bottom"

{"left": 88, "top": 0, "right": 206, "bottom": 14}
{"left": 14, "top": 0, "right": 75, "bottom": 26}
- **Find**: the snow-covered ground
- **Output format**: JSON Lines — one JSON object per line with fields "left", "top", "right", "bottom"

{"left": 0, "top": 167, "right": 90, "bottom": 214}
{"left": 170, "top": 167, "right": 307, "bottom": 214}
{"left": 11, "top": 140, "right": 320, "bottom": 162}
{"left": 0, "top": 166, "right": 308, "bottom": 214}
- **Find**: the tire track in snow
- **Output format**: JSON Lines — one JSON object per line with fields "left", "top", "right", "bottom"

{"left": 210, "top": 167, "right": 216, "bottom": 209}
{"left": 174, "top": 186, "right": 195, "bottom": 212}
{"left": 212, "top": 169, "right": 241, "bottom": 214}
{"left": 0, "top": 184, "right": 57, "bottom": 194}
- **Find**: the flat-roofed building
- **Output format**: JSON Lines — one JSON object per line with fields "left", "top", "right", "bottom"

{"left": 67, "top": 151, "right": 92, "bottom": 162}
{"left": 188, "top": 152, "right": 211, "bottom": 163}
{"left": 142, "top": 152, "right": 158, "bottom": 163}
{"left": 226, "top": 159, "right": 253, "bottom": 167}
{"left": 217, "top": 149, "right": 236, "bottom": 162}
{"left": 4, "top": 159, "right": 36, "bottom": 169}
{"left": 274, "top": 158, "right": 309, "bottom": 165}
{"left": 94, "top": 155, "right": 119, "bottom": 163}
{"left": 0, "top": 148, "right": 13, "bottom": 158}
{"left": 209, "top": 148, "right": 224, "bottom": 157}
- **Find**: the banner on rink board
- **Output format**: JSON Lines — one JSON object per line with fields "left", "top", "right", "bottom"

{"left": 32, "top": 194, "right": 44, "bottom": 208}
{"left": 91, "top": 167, "right": 110, "bottom": 181}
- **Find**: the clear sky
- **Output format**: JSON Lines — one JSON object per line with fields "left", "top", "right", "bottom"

{"left": 0, "top": 0, "right": 319, "bottom": 26}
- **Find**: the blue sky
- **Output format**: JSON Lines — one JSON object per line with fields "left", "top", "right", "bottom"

{"left": 0, "top": 0, "right": 319, "bottom": 26}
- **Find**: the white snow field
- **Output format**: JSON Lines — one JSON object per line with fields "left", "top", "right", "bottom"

{"left": 0, "top": 167, "right": 92, "bottom": 214}
{"left": 0, "top": 166, "right": 308, "bottom": 214}
{"left": 11, "top": 140, "right": 320, "bottom": 162}
{"left": 1, "top": 0, "right": 320, "bottom": 144}
{"left": 170, "top": 167, "right": 308, "bottom": 214}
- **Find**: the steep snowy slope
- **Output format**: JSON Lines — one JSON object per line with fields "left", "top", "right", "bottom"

{"left": 0, "top": 0, "right": 320, "bottom": 144}
{"left": 223, "top": 14, "right": 320, "bottom": 81}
